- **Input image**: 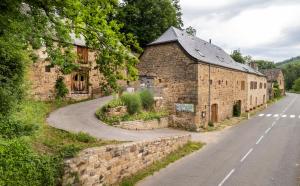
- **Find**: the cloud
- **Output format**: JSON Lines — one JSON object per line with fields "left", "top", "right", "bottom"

{"left": 180, "top": 0, "right": 300, "bottom": 62}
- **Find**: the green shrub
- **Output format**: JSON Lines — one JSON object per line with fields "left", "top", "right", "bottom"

{"left": 0, "top": 117, "right": 38, "bottom": 139}
{"left": 0, "top": 139, "right": 59, "bottom": 186}
{"left": 121, "top": 93, "right": 142, "bottom": 115}
{"left": 208, "top": 121, "right": 214, "bottom": 127}
{"left": 233, "top": 103, "right": 241, "bottom": 117}
{"left": 71, "top": 132, "right": 97, "bottom": 143}
{"left": 55, "top": 76, "right": 69, "bottom": 99}
{"left": 139, "top": 90, "right": 154, "bottom": 110}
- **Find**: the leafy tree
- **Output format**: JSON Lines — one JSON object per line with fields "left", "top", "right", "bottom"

{"left": 118, "top": 0, "right": 183, "bottom": 47}
{"left": 281, "top": 63, "right": 300, "bottom": 90}
{"left": 292, "top": 77, "right": 300, "bottom": 92}
{"left": 230, "top": 49, "right": 245, "bottom": 64}
{"left": 253, "top": 60, "right": 276, "bottom": 70}
{"left": 185, "top": 26, "right": 197, "bottom": 36}
{"left": 0, "top": 0, "right": 141, "bottom": 117}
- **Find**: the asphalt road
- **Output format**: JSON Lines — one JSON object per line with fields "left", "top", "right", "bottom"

{"left": 138, "top": 93, "right": 300, "bottom": 186}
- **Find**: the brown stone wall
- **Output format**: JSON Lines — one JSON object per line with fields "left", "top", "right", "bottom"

{"left": 277, "top": 71, "right": 285, "bottom": 95}
{"left": 247, "top": 74, "right": 267, "bottom": 111}
{"left": 138, "top": 42, "right": 268, "bottom": 129}
{"left": 138, "top": 43, "right": 199, "bottom": 130}
{"left": 197, "top": 64, "right": 248, "bottom": 127}
{"left": 63, "top": 135, "right": 191, "bottom": 186}
{"left": 28, "top": 46, "right": 104, "bottom": 100}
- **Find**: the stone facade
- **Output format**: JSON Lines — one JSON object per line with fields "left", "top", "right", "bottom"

{"left": 63, "top": 135, "right": 191, "bottom": 186}
{"left": 246, "top": 74, "right": 267, "bottom": 111}
{"left": 28, "top": 46, "right": 105, "bottom": 101}
{"left": 116, "top": 117, "right": 169, "bottom": 130}
{"left": 261, "top": 69, "right": 285, "bottom": 100}
{"left": 138, "top": 42, "right": 267, "bottom": 130}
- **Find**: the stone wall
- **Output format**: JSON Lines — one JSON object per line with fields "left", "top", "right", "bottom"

{"left": 138, "top": 42, "right": 268, "bottom": 129}
{"left": 247, "top": 74, "right": 267, "bottom": 111}
{"left": 28, "top": 46, "right": 104, "bottom": 101}
{"left": 116, "top": 117, "right": 168, "bottom": 130}
{"left": 63, "top": 135, "right": 191, "bottom": 186}
{"left": 138, "top": 43, "right": 199, "bottom": 130}
{"left": 196, "top": 64, "right": 248, "bottom": 127}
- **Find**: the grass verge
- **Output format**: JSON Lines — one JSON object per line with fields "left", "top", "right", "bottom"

{"left": 4, "top": 99, "right": 117, "bottom": 185}
{"left": 119, "top": 141, "right": 204, "bottom": 186}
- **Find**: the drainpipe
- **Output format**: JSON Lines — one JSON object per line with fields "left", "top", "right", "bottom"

{"left": 208, "top": 64, "right": 211, "bottom": 123}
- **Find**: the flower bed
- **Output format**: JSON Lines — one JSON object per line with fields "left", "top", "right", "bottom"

{"left": 96, "top": 90, "right": 169, "bottom": 129}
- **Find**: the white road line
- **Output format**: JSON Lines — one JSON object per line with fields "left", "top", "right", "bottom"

{"left": 299, "top": 115, "right": 300, "bottom": 119}
{"left": 259, "top": 114, "right": 264, "bottom": 117}
{"left": 272, "top": 121, "right": 276, "bottom": 127}
{"left": 218, "top": 169, "right": 235, "bottom": 186}
{"left": 266, "top": 114, "right": 272, "bottom": 117}
{"left": 281, "top": 115, "right": 287, "bottom": 118}
{"left": 256, "top": 136, "right": 264, "bottom": 145}
{"left": 265, "top": 127, "right": 271, "bottom": 134}
{"left": 240, "top": 148, "right": 254, "bottom": 162}
{"left": 273, "top": 114, "right": 279, "bottom": 117}
{"left": 290, "top": 115, "right": 295, "bottom": 118}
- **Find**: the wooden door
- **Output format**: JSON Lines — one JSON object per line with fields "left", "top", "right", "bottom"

{"left": 211, "top": 104, "right": 218, "bottom": 123}
{"left": 72, "top": 73, "right": 88, "bottom": 93}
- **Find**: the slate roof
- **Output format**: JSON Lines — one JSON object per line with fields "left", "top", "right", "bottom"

{"left": 260, "top": 69, "right": 282, "bottom": 82}
{"left": 149, "top": 27, "right": 264, "bottom": 76}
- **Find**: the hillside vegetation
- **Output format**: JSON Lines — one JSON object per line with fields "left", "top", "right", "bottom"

{"left": 276, "top": 56, "right": 300, "bottom": 68}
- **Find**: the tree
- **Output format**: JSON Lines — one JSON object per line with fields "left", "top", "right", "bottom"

{"left": 185, "top": 26, "right": 197, "bottom": 36}
{"left": 0, "top": 0, "right": 141, "bottom": 118}
{"left": 292, "top": 77, "right": 300, "bottom": 92}
{"left": 118, "top": 0, "right": 183, "bottom": 47}
{"left": 230, "top": 49, "right": 245, "bottom": 64}
{"left": 253, "top": 60, "right": 276, "bottom": 70}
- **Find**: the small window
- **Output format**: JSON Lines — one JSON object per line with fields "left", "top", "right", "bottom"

{"left": 81, "top": 76, "right": 84, "bottom": 81}
{"left": 218, "top": 80, "right": 221, "bottom": 85}
{"left": 226, "top": 81, "right": 228, "bottom": 85}
{"left": 210, "top": 80, "right": 213, "bottom": 85}
{"left": 45, "top": 65, "right": 51, "bottom": 72}
{"left": 158, "top": 79, "right": 162, "bottom": 83}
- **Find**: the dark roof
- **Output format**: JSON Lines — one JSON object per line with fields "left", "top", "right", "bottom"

{"left": 149, "top": 27, "right": 264, "bottom": 76}
{"left": 260, "top": 69, "right": 282, "bottom": 81}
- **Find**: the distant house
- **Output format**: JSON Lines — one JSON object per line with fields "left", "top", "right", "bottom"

{"left": 260, "top": 69, "right": 285, "bottom": 100}
{"left": 29, "top": 36, "right": 106, "bottom": 100}
{"left": 137, "top": 27, "right": 267, "bottom": 130}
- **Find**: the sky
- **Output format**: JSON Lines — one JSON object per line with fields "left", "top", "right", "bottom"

{"left": 180, "top": 0, "right": 300, "bottom": 62}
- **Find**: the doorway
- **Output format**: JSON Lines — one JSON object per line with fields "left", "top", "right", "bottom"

{"left": 211, "top": 104, "right": 218, "bottom": 123}
{"left": 72, "top": 71, "right": 89, "bottom": 94}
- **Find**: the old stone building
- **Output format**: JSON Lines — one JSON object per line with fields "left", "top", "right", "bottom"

{"left": 138, "top": 27, "right": 267, "bottom": 130}
{"left": 261, "top": 69, "right": 285, "bottom": 100}
{"left": 29, "top": 38, "right": 105, "bottom": 100}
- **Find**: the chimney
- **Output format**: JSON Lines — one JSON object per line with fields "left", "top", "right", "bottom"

{"left": 209, "top": 39, "right": 212, "bottom": 44}
{"left": 249, "top": 62, "right": 258, "bottom": 71}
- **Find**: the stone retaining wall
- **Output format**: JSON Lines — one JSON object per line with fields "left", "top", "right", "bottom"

{"left": 63, "top": 135, "right": 191, "bottom": 186}
{"left": 116, "top": 117, "right": 168, "bottom": 130}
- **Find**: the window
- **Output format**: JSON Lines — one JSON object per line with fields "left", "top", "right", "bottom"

{"left": 210, "top": 80, "right": 213, "bottom": 85}
{"left": 77, "top": 46, "right": 88, "bottom": 64}
{"left": 264, "top": 83, "right": 267, "bottom": 89}
{"left": 218, "top": 80, "right": 221, "bottom": 85}
{"left": 241, "top": 81, "right": 245, "bottom": 90}
{"left": 226, "top": 81, "right": 228, "bottom": 85}
{"left": 260, "top": 83, "right": 263, "bottom": 89}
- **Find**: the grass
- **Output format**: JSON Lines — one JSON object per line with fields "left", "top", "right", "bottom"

{"left": 96, "top": 109, "right": 169, "bottom": 125}
{"left": 16, "top": 100, "right": 116, "bottom": 157}
{"left": 14, "top": 99, "right": 116, "bottom": 156}
{"left": 7, "top": 99, "right": 117, "bottom": 185}
{"left": 200, "top": 97, "right": 284, "bottom": 132}
{"left": 120, "top": 141, "right": 204, "bottom": 186}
